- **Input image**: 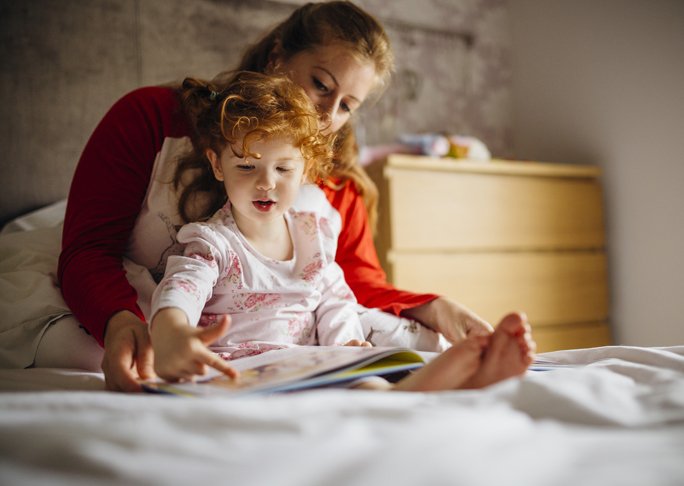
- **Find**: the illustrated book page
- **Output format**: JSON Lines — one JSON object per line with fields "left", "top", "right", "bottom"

{"left": 142, "top": 345, "right": 429, "bottom": 397}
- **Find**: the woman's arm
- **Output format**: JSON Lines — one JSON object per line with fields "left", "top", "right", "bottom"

{"left": 58, "top": 87, "right": 186, "bottom": 345}
{"left": 323, "top": 179, "right": 493, "bottom": 341}
{"left": 101, "top": 310, "right": 155, "bottom": 391}
{"left": 401, "top": 297, "right": 493, "bottom": 341}
{"left": 58, "top": 87, "right": 188, "bottom": 391}
{"left": 322, "top": 179, "right": 438, "bottom": 314}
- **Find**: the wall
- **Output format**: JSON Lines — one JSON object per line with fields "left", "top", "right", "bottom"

{"left": 0, "top": 0, "right": 291, "bottom": 224}
{"left": 354, "top": 0, "right": 512, "bottom": 150}
{"left": 0, "top": 0, "right": 512, "bottom": 225}
{"left": 509, "top": 0, "right": 684, "bottom": 345}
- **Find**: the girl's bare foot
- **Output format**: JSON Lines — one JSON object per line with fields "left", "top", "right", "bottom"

{"left": 461, "top": 312, "right": 535, "bottom": 389}
{"left": 393, "top": 336, "right": 488, "bottom": 392}
{"left": 361, "top": 313, "right": 535, "bottom": 393}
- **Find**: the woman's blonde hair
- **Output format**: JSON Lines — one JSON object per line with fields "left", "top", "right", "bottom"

{"left": 238, "top": 1, "right": 394, "bottom": 230}
{"left": 174, "top": 71, "right": 333, "bottom": 223}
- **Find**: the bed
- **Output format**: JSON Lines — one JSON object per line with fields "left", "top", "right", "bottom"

{"left": 1, "top": 204, "right": 684, "bottom": 485}
{"left": 1, "top": 347, "right": 683, "bottom": 485}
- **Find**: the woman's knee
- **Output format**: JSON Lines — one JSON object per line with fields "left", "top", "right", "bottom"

{"left": 33, "top": 316, "right": 103, "bottom": 371}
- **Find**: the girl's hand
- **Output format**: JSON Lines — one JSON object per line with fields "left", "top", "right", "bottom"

{"left": 344, "top": 339, "right": 373, "bottom": 347}
{"left": 150, "top": 309, "right": 238, "bottom": 382}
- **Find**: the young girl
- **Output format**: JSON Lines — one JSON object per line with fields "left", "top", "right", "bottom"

{"left": 149, "top": 71, "right": 535, "bottom": 390}
{"left": 151, "top": 72, "right": 371, "bottom": 380}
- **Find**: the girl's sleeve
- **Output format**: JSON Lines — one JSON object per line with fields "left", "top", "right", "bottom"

{"left": 57, "top": 87, "right": 185, "bottom": 346}
{"left": 314, "top": 261, "right": 366, "bottom": 346}
{"left": 324, "top": 180, "right": 439, "bottom": 316}
{"left": 151, "top": 225, "right": 222, "bottom": 328}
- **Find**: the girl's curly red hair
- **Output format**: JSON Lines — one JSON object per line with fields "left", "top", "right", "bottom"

{"left": 175, "top": 71, "right": 333, "bottom": 223}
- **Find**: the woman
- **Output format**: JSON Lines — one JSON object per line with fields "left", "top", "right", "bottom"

{"left": 55, "top": 1, "right": 494, "bottom": 392}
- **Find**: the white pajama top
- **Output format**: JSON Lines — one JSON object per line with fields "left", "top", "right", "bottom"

{"left": 151, "top": 184, "right": 365, "bottom": 348}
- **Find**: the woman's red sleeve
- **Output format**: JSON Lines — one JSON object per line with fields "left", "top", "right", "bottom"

{"left": 321, "top": 180, "right": 438, "bottom": 316}
{"left": 57, "top": 87, "right": 187, "bottom": 346}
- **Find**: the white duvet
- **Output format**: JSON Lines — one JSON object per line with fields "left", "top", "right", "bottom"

{"left": 1, "top": 203, "right": 683, "bottom": 485}
{"left": 1, "top": 345, "right": 683, "bottom": 486}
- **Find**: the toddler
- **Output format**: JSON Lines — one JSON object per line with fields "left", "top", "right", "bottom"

{"left": 150, "top": 71, "right": 534, "bottom": 389}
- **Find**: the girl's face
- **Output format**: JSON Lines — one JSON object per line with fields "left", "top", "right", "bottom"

{"left": 275, "top": 43, "right": 377, "bottom": 134}
{"left": 207, "top": 136, "right": 305, "bottom": 236}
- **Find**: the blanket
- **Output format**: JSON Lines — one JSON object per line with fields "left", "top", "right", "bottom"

{"left": 1, "top": 345, "right": 683, "bottom": 485}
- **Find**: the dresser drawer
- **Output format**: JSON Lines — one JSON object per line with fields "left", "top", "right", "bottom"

{"left": 390, "top": 251, "right": 609, "bottom": 326}
{"left": 375, "top": 162, "right": 605, "bottom": 251}
{"left": 532, "top": 322, "right": 612, "bottom": 352}
{"left": 366, "top": 155, "right": 612, "bottom": 351}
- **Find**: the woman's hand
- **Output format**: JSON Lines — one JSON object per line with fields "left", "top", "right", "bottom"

{"left": 102, "top": 310, "right": 156, "bottom": 392}
{"left": 150, "top": 309, "right": 238, "bottom": 382}
{"left": 401, "top": 297, "right": 494, "bottom": 344}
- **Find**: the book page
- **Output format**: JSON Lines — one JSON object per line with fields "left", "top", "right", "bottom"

{"left": 143, "top": 345, "right": 425, "bottom": 397}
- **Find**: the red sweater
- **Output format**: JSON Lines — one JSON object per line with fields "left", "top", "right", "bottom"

{"left": 58, "top": 87, "right": 437, "bottom": 346}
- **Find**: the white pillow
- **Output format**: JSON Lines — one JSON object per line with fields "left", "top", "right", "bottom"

{"left": 0, "top": 200, "right": 67, "bottom": 235}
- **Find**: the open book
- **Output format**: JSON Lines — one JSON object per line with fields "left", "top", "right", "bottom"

{"left": 141, "top": 345, "right": 576, "bottom": 397}
{"left": 142, "top": 345, "right": 430, "bottom": 397}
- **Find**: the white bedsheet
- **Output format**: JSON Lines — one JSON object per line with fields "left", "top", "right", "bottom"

{"left": 2, "top": 204, "right": 683, "bottom": 485}
{"left": 1, "top": 345, "right": 683, "bottom": 486}
{"left": 0, "top": 202, "right": 72, "bottom": 368}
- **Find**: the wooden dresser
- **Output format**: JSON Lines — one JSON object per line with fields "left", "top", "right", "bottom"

{"left": 365, "top": 154, "right": 612, "bottom": 352}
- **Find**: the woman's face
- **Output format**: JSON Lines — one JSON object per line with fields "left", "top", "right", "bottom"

{"left": 275, "top": 43, "right": 377, "bottom": 134}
